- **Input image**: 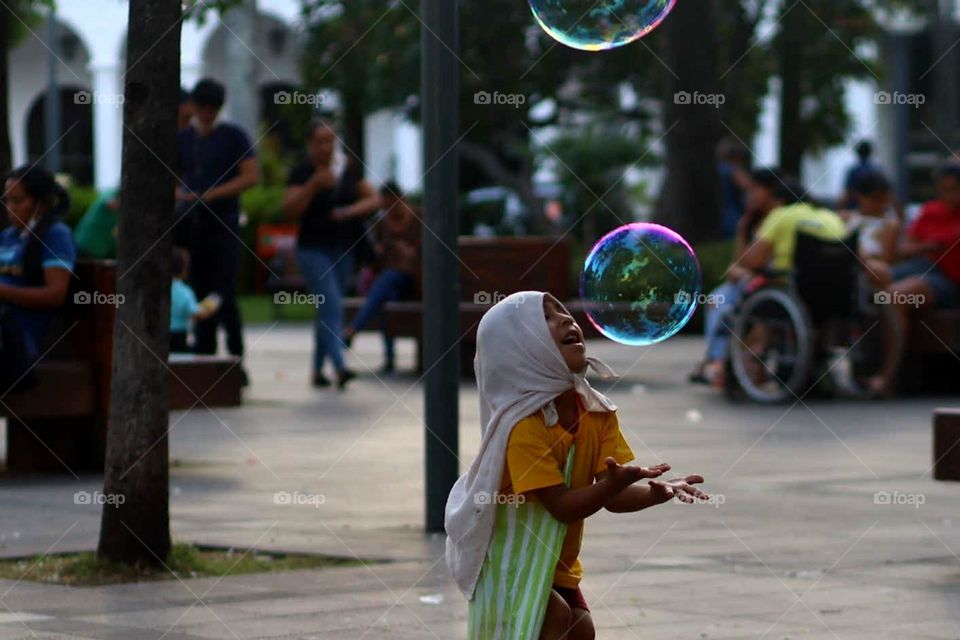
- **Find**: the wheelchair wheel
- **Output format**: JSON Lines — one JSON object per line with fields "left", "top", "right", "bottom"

{"left": 823, "top": 300, "right": 904, "bottom": 399}
{"left": 729, "top": 288, "right": 814, "bottom": 404}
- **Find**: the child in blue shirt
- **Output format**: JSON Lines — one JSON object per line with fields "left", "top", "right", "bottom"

{"left": 170, "top": 248, "right": 218, "bottom": 353}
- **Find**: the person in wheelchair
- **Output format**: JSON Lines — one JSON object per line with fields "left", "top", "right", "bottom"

{"left": 725, "top": 179, "right": 899, "bottom": 400}
{"left": 691, "top": 168, "right": 788, "bottom": 387}
{"left": 738, "top": 181, "right": 848, "bottom": 279}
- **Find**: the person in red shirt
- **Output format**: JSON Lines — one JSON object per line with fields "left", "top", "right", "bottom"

{"left": 888, "top": 163, "right": 960, "bottom": 312}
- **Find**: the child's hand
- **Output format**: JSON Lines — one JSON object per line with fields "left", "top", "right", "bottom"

{"left": 649, "top": 475, "right": 708, "bottom": 505}
{"left": 604, "top": 457, "right": 670, "bottom": 490}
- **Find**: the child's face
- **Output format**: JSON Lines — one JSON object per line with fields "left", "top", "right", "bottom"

{"left": 938, "top": 175, "right": 960, "bottom": 209}
{"left": 543, "top": 294, "right": 587, "bottom": 373}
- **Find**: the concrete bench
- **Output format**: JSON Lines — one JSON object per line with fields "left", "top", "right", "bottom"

{"left": 933, "top": 408, "right": 960, "bottom": 482}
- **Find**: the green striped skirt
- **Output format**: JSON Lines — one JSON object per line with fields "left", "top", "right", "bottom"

{"left": 468, "top": 446, "right": 575, "bottom": 640}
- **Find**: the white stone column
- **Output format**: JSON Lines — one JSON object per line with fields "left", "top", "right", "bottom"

{"left": 222, "top": 0, "right": 260, "bottom": 135}
{"left": 90, "top": 61, "right": 123, "bottom": 190}
{"left": 181, "top": 62, "right": 201, "bottom": 93}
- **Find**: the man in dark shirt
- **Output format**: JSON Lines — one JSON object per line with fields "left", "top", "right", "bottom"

{"left": 176, "top": 79, "right": 258, "bottom": 381}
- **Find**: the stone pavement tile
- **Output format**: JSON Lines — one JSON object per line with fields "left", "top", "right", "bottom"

{"left": 307, "top": 624, "right": 442, "bottom": 640}
{"left": 595, "top": 616, "right": 819, "bottom": 640}
{"left": 0, "top": 631, "right": 100, "bottom": 640}
{"left": 852, "top": 561, "right": 960, "bottom": 586}
{"left": 590, "top": 604, "right": 714, "bottom": 629}
{"left": 788, "top": 584, "right": 926, "bottom": 609}
{"left": 587, "top": 582, "right": 802, "bottom": 620}
{"left": 1, "top": 616, "right": 208, "bottom": 640}
{"left": 177, "top": 600, "right": 459, "bottom": 639}
{"left": 891, "top": 620, "right": 960, "bottom": 639}
{"left": 213, "top": 591, "right": 401, "bottom": 619}
{"left": 585, "top": 570, "right": 822, "bottom": 610}
{"left": 74, "top": 604, "right": 235, "bottom": 633}
{"left": 0, "top": 581, "right": 186, "bottom": 619}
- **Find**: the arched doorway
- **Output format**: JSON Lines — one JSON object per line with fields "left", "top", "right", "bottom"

{"left": 25, "top": 87, "right": 95, "bottom": 185}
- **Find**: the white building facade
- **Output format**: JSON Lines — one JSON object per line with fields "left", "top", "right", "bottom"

{"left": 7, "top": 0, "right": 303, "bottom": 190}
{"left": 7, "top": 0, "right": 933, "bottom": 203}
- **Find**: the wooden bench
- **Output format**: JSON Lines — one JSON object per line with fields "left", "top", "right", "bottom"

{"left": 933, "top": 409, "right": 960, "bottom": 482}
{"left": 898, "top": 309, "right": 960, "bottom": 395}
{"left": 908, "top": 310, "right": 960, "bottom": 354}
{"left": 344, "top": 236, "right": 597, "bottom": 375}
{"left": 0, "top": 260, "right": 243, "bottom": 474}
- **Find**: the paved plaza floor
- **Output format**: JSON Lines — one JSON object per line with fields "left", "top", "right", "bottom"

{"left": 0, "top": 324, "right": 958, "bottom": 639}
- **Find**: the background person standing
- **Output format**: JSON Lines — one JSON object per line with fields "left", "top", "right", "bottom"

{"left": 176, "top": 78, "right": 259, "bottom": 384}
{"left": 282, "top": 120, "right": 380, "bottom": 389}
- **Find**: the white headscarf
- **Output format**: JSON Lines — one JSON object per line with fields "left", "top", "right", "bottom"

{"left": 444, "top": 291, "right": 618, "bottom": 599}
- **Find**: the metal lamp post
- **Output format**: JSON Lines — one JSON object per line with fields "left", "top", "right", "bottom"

{"left": 421, "top": 0, "right": 460, "bottom": 533}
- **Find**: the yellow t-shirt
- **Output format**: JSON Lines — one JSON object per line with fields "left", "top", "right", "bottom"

{"left": 499, "top": 405, "right": 634, "bottom": 588}
{"left": 757, "top": 203, "right": 848, "bottom": 272}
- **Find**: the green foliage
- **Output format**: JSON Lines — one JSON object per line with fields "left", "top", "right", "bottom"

{"left": 546, "top": 123, "right": 654, "bottom": 243}
{"left": 240, "top": 185, "right": 285, "bottom": 226}
{"left": 300, "top": 1, "right": 419, "bottom": 116}
{"left": 771, "top": 0, "right": 882, "bottom": 156}
{"left": 692, "top": 240, "right": 736, "bottom": 293}
{"left": 3, "top": 0, "right": 54, "bottom": 45}
{"left": 256, "top": 131, "right": 296, "bottom": 188}
{"left": 714, "top": 1, "right": 777, "bottom": 143}
{"left": 66, "top": 185, "right": 99, "bottom": 227}
{"left": 182, "top": 0, "right": 245, "bottom": 25}
{"left": 238, "top": 295, "right": 318, "bottom": 323}
{"left": 293, "top": 0, "right": 926, "bottom": 235}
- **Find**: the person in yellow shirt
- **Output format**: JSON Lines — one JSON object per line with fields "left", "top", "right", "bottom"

{"left": 465, "top": 293, "right": 710, "bottom": 640}
{"left": 740, "top": 186, "right": 848, "bottom": 274}
{"left": 500, "top": 398, "right": 635, "bottom": 594}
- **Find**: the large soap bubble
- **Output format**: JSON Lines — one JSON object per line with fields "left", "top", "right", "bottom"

{"left": 530, "top": 0, "right": 676, "bottom": 51}
{"left": 580, "top": 223, "right": 701, "bottom": 346}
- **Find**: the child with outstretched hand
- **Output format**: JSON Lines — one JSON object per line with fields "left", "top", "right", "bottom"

{"left": 170, "top": 248, "right": 220, "bottom": 354}
{"left": 445, "top": 291, "right": 708, "bottom": 640}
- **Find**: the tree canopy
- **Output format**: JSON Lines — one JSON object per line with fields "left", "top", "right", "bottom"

{"left": 295, "top": 0, "right": 932, "bottom": 241}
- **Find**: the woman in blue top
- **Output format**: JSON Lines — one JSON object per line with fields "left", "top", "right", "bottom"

{"left": 0, "top": 166, "right": 76, "bottom": 390}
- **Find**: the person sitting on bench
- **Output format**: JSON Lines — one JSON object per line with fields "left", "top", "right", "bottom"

{"left": 887, "top": 162, "right": 960, "bottom": 315}
{"left": 342, "top": 183, "right": 420, "bottom": 374}
{"left": 0, "top": 166, "right": 76, "bottom": 391}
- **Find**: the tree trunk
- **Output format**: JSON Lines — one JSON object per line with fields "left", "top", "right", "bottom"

{"left": 0, "top": 1, "right": 13, "bottom": 177}
{"left": 778, "top": 5, "right": 804, "bottom": 176}
{"left": 343, "top": 88, "right": 366, "bottom": 166}
{"left": 656, "top": 0, "right": 722, "bottom": 243}
{"left": 97, "top": 0, "right": 181, "bottom": 566}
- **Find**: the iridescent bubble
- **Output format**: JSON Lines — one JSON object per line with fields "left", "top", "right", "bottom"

{"left": 580, "top": 223, "right": 701, "bottom": 346}
{"left": 530, "top": 0, "right": 676, "bottom": 51}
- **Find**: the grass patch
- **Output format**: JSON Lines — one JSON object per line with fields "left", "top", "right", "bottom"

{"left": 0, "top": 543, "right": 363, "bottom": 586}
{"left": 238, "top": 295, "right": 316, "bottom": 324}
